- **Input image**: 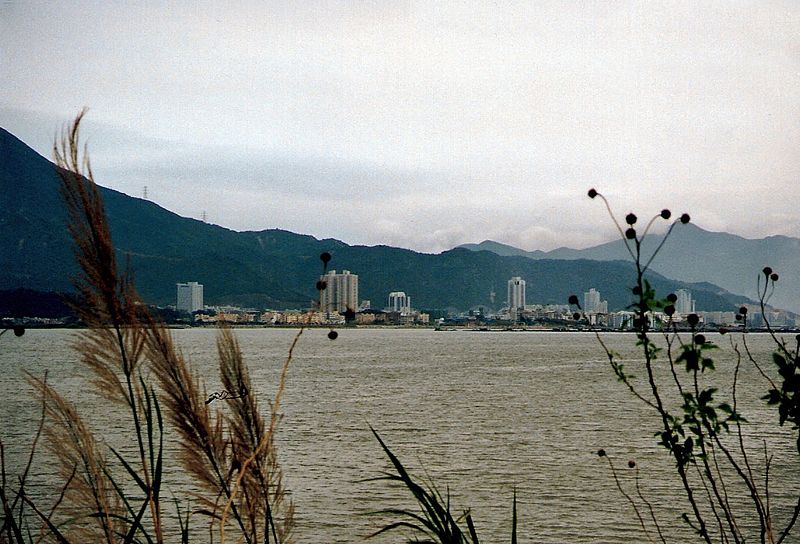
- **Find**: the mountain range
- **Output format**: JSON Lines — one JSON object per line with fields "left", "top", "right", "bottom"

{"left": 0, "top": 126, "right": 768, "bottom": 315}
{"left": 460, "top": 223, "right": 800, "bottom": 313}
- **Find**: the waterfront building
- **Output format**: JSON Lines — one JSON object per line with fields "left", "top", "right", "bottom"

{"left": 319, "top": 269, "right": 359, "bottom": 314}
{"left": 388, "top": 291, "right": 411, "bottom": 314}
{"left": 507, "top": 277, "right": 526, "bottom": 310}
{"left": 583, "top": 288, "right": 607, "bottom": 314}
{"left": 675, "top": 289, "right": 695, "bottom": 314}
{"left": 176, "top": 281, "right": 204, "bottom": 313}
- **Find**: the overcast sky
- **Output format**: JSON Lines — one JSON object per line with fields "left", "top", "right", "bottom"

{"left": 2, "top": 1, "right": 799, "bottom": 253}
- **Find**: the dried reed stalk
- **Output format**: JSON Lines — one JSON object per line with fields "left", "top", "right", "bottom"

{"left": 218, "top": 326, "right": 296, "bottom": 543}
{"left": 8, "top": 110, "right": 296, "bottom": 544}
{"left": 54, "top": 110, "right": 164, "bottom": 542}
{"left": 26, "top": 375, "right": 121, "bottom": 543}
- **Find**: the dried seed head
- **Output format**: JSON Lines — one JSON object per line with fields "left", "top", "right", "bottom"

{"left": 588, "top": 188, "right": 598, "bottom": 199}
{"left": 316, "top": 280, "right": 327, "bottom": 291}
{"left": 568, "top": 294, "right": 579, "bottom": 305}
{"left": 680, "top": 213, "right": 690, "bottom": 224}
{"left": 763, "top": 266, "right": 773, "bottom": 276}
{"left": 320, "top": 252, "right": 332, "bottom": 265}
{"left": 327, "top": 330, "right": 338, "bottom": 340}
{"left": 739, "top": 306, "right": 748, "bottom": 315}
{"left": 687, "top": 313, "right": 699, "bottom": 327}
{"left": 626, "top": 213, "right": 637, "bottom": 225}
{"left": 660, "top": 209, "right": 671, "bottom": 219}
{"left": 597, "top": 448, "right": 606, "bottom": 457}
{"left": 664, "top": 305, "right": 675, "bottom": 317}
{"left": 667, "top": 293, "right": 678, "bottom": 303}
{"left": 573, "top": 312, "right": 581, "bottom": 321}
{"left": 694, "top": 334, "right": 706, "bottom": 345}
{"left": 628, "top": 460, "right": 636, "bottom": 468}
{"left": 13, "top": 326, "right": 25, "bottom": 337}
{"left": 625, "top": 228, "right": 636, "bottom": 240}
{"left": 771, "top": 273, "right": 779, "bottom": 282}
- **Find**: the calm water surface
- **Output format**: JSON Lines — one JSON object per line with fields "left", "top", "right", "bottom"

{"left": 1, "top": 328, "right": 798, "bottom": 543}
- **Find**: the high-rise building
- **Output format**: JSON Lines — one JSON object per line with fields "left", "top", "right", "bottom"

{"left": 388, "top": 291, "right": 411, "bottom": 314}
{"left": 177, "top": 281, "right": 204, "bottom": 313}
{"left": 584, "top": 288, "right": 600, "bottom": 313}
{"left": 319, "top": 270, "right": 359, "bottom": 314}
{"left": 507, "top": 277, "right": 526, "bottom": 310}
{"left": 583, "top": 288, "right": 607, "bottom": 314}
{"left": 675, "top": 289, "right": 695, "bottom": 315}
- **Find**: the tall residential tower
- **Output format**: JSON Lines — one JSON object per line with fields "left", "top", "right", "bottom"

{"left": 177, "top": 281, "right": 204, "bottom": 313}
{"left": 507, "top": 277, "right": 526, "bottom": 311}
{"left": 319, "top": 270, "right": 359, "bottom": 314}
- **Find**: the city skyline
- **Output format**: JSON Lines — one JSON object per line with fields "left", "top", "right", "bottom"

{"left": 2, "top": 2, "right": 799, "bottom": 254}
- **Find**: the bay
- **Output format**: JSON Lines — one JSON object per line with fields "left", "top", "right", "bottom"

{"left": 1, "top": 328, "right": 797, "bottom": 542}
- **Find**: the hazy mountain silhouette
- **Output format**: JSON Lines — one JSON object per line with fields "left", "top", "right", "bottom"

{"left": 1, "top": 127, "right": 751, "bottom": 313}
{"left": 461, "top": 223, "right": 800, "bottom": 313}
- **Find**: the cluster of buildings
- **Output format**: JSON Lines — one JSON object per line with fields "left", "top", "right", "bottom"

{"left": 499, "top": 278, "right": 796, "bottom": 329}
{"left": 175, "top": 269, "right": 429, "bottom": 326}
{"left": 174, "top": 273, "right": 797, "bottom": 330}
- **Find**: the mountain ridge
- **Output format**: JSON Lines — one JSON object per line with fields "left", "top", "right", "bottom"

{"left": 460, "top": 223, "right": 800, "bottom": 313}
{"left": 1, "top": 126, "right": 755, "bottom": 313}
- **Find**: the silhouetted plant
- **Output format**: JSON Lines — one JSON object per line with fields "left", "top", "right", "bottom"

{"left": 367, "top": 427, "right": 517, "bottom": 544}
{"left": 572, "top": 188, "right": 800, "bottom": 544}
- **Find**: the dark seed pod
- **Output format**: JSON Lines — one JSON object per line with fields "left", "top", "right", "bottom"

{"left": 327, "top": 330, "right": 338, "bottom": 340}
{"left": 316, "top": 280, "right": 327, "bottom": 291}
{"left": 628, "top": 460, "right": 636, "bottom": 468}
{"left": 632, "top": 286, "right": 641, "bottom": 295}
{"left": 719, "top": 327, "right": 728, "bottom": 335}
{"left": 680, "top": 213, "right": 690, "bottom": 224}
{"left": 687, "top": 313, "right": 699, "bottom": 327}
{"left": 664, "top": 305, "right": 675, "bottom": 317}
{"left": 739, "top": 306, "right": 748, "bottom": 315}
{"left": 13, "top": 326, "right": 25, "bottom": 337}
{"left": 588, "top": 188, "right": 598, "bottom": 199}
{"left": 568, "top": 294, "right": 579, "bottom": 305}
{"left": 763, "top": 266, "right": 773, "bottom": 276}
{"left": 597, "top": 448, "right": 606, "bottom": 457}
{"left": 625, "top": 228, "right": 636, "bottom": 240}
{"left": 320, "top": 252, "right": 332, "bottom": 265}
{"left": 735, "top": 314, "right": 742, "bottom": 321}
{"left": 626, "top": 213, "right": 637, "bottom": 225}
{"left": 771, "top": 273, "right": 779, "bottom": 282}
{"left": 667, "top": 293, "right": 677, "bottom": 303}
{"left": 660, "top": 209, "right": 671, "bottom": 219}
{"left": 694, "top": 334, "right": 706, "bottom": 345}
{"left": 573, "top": 312, "right": 581, "bottom": 321}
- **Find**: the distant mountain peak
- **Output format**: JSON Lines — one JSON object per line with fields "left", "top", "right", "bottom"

{"left": 458, "top": 224, "right": 800, "bottom": 312}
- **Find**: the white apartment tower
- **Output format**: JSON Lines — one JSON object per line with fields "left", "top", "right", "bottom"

{"left": 320, "top": 270, "right": 359, "bottom": 314}
{"left": 388, "top": 291, "right": 411, "bottom": 314}
{"left": 584, "top": 288, "right": 601, "bottom": 313}
{"left": 583, "top": 288, "right": 608, "bottom": 314}
{"left": 675, "top": 289, "right": 695, "bottom": 315}
{"left": 177, "top": 281, "right": 204, "bottom": 313}
{"left": 507, "top": 277, "right": 526, "bottom": 310}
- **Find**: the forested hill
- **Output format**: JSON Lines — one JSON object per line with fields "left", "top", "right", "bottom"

{"left": 1, "top": 127, "right": 749, "bottom": 312}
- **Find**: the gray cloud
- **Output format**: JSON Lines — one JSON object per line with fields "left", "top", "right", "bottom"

{"left": 2, "top": 1, "right": 799, "bottom": 253}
